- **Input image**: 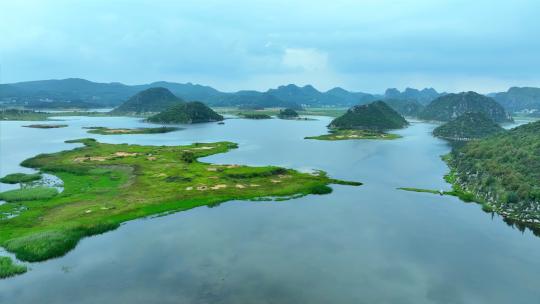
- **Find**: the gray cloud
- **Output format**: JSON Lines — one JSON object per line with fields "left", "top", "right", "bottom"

{"left": 1, "top": 0, "right": 539, "bottom": 93}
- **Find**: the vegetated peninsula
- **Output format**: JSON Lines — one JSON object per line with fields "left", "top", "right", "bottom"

{"left": 147, "top": 102, "right": 224, "bottom": 124}
{"left": 0, "top": 138, "right": 360, "bottom": 266}
{"left": 403, "top": 120, "right": 540, "bottom": 235}
{"left": 419, "top": 91, "right": 513, "bottom": 122}
{"left": 110, "top": 87, "right": 184, "bottom": 115}
{"left": 1, "top": 109, "right": 51, "bottom": 121}
{"left": 444, "top": 120, "right": 540, "bottom": 233}
{"left": 433, "top": 112, "right": 505, "bottom": 141}
{"left": 85, "top": 126, "right": 180, "bottom": 135}
{"left": 307, "top": 101, "right": 407, "bottom": 140}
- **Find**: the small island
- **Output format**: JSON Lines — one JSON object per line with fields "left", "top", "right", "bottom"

{"left": 147, "top": 101, "right": 224, "bottom": 124}
{"left": 433, "top": 112, "right": 505, "bottom": 141}
{"left": 277, "top": 108, "right": 299, "bottom": 119}
{"left": 307, "top": 101, "right": 406, "bottom": 141}
{"left": 305, "top": 129, "right": 401, "bottom": 140}
{"left": 110, "top": 87, "right": 184, "bottom": 115}
{"left": 85, "top": 126, "right": 181, "bottom": 135}
{"left": 23, "top": 124, "right": 68, "bottom": 129}
{"left": 0, "top": 138, "right": 360, "bottom": 268}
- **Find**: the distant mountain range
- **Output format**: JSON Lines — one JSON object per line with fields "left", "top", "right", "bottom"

{"left": 2, "top": 78, "right": 539, "bottom": 113}
{"left": 0, "top": 78, "right": 444, "bottom": 109}
{"left": 490, "top": 87, "right": 540, "bottom": 113}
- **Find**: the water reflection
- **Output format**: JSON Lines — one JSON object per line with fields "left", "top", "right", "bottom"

{"left": 0, "top": 116, "right": 539, "bottom": 304}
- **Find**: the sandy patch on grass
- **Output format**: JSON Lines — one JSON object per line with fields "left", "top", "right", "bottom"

{"left": 105, "top": 129, "right": 132, "bottom": 134}
{"left": 114, "top": 152, "right": 138, "bottom": 157}
{"left": 211, "top": 184, "right": 227, "bottom": 190}
{"left": 73, "top": 156, "right": 109, "bottom": 162}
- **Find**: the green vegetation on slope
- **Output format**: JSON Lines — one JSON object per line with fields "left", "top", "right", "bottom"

{"left": 443, "top": 120, "right": 540, "bottom": 232}
{"left": 383, "top": 99, "right": 425, "bottom": 117}
{"left": 0, "top": 257, "right": 27, "bottom": 279}
{"left": 147, "top": 101, "right": 224, "bottom": 124}
{"left": 329, "top": 101, "right": 409, "bottom": 131}
{"left": 0, "top": 138, "right": 359, "bottom": 263}
{"left": 305, "top": 129, "right": 401, "bottom": 141}
{"left": 0, "top": 173, "right": 42, "bottom": 184}
{"left": 433, "top": 112, "right": 505, "bottom": 141}
{"left": 419, "top": 91, "right": 513, "bottom": 122}
{"left": 110, "top": 87, "right": 184, "bottom": 115}
{"left": 85, "top": 126, "right": 180, "bottom": 135}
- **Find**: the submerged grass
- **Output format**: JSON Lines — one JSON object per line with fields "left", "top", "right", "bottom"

{"left": 0, "top": 187, "right": 58, "bottom": 202}
{"left": 0, "top": 256, "right": 27, "bottom": 279}
{"left": 0, "top": 138, "right": 360, "bottom": 264}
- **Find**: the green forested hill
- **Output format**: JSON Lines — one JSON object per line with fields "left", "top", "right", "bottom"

{"left": 329, "top": 101, "right": 408, "bottom": 130}
{"left": 111, "top": 87, "right": 183, "bottom": 114}
{"left": 419, "top": 91, "right": 512, "bottom": 122}
{"left": 433, "top": 113, "right": 505, "bottom": 140}
{"left": 447, "top": 120, "right": 540, "bottom": 229}
{"left": 147, "top": 101, "right": 223, "bottom": 124}
{"left": 383, "top": 99, "right": 425, "bottom": 117}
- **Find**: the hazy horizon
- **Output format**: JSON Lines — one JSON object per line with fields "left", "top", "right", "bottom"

{"left": 1, "top": 0, "right": 539, "bottom": 93}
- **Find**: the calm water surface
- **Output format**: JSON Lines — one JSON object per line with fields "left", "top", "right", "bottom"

{"left": 0, "top": 116, "right": 539, "bottom": 304}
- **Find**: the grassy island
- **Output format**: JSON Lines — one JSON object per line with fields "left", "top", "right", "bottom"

{"left": 85, "top": 126, "right": 180, "bottom": 135}
{"left": 23, "top": 124, "right": 68, "bottom": 129}
{"left": 239, "top": 113, "right": 272, "bottom": 119}
{"left": 0, "top": 138, "right": 360, "bottom": 265}
{"left": 306, "top": 129, "right": 401, "bottom": 141}
{"left": 0, "top": 257, "right": 27, "bottom": 279}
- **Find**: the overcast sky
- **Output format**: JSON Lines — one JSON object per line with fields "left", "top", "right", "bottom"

{"left": 1, "top": 0, "right": 539, "bottom": 93}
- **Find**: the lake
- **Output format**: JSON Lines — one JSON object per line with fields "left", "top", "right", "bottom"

{"left": 1, "top": 115, "right": 539, "bottom": 304}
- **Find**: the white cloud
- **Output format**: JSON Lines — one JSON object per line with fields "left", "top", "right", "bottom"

{"left": 281, "top": 48, "right": 328, "bottom": 72}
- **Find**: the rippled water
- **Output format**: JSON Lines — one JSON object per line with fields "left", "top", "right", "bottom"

{"left": 1, "top": 115, "right": 539, "bottom": 304}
